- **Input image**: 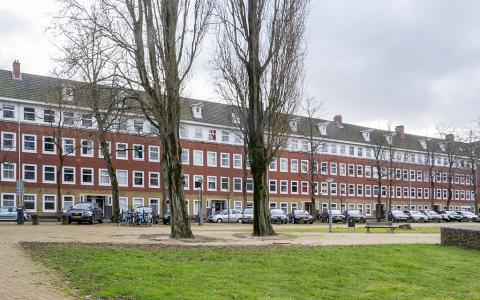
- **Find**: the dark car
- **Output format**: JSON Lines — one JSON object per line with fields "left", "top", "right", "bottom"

{"left": 320, "top": 209, "right": 345, "bottom": 223}
{"left": 67, "top": 202, "right": 104, "bottom": 224}
{"left": 388, "top": 210, "right": 409, "bottom": 222}
{"left": 290, "top": 210, "right": 314, "bottom": 224}
{"left": 344, "top": 210, "right": 366, "bottom": 223}
{"left": 270, "top": 209, "right": 288, "bottom": 224}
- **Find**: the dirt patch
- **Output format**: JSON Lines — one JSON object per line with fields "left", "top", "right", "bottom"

{"left": 232, "top": 232, "right": 298, "bottom": 240}
{"left": 138, "top": 234, "right": 226, "bottom": 243}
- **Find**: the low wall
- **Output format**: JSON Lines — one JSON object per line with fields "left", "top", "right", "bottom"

{"left": 441, "top": 227, "right": 480, "bottom": 250}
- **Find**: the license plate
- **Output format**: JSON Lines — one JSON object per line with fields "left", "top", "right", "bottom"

{"left": 73, "top": 216, "right": 81, "bottom": 219}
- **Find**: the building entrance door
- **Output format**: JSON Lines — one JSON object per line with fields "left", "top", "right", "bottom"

{"left": 211, "top": 200, "right": 226, "bottom": 214}
{"left": 85, "top": 195, "right": 111, "bottom": 219}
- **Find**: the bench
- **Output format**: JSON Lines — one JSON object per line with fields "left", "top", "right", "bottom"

{"left": 365, "top": 221, "right": 398, "bottom": 233}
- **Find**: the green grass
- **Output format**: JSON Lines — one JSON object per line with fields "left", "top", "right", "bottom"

{"left": 276, "top": 226, "right": 441, "bottom": 234}
{"left": 23, "top": 243, "right": 480, "bottom": 299}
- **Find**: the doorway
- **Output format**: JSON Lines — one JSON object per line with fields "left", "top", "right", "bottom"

{"left": 211, "top": 200, "right": 226, "bottom": 214}
{"left": 84, "top": 195, "right": 111, "bottom": 219}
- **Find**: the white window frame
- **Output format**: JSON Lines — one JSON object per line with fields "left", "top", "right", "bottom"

{"left": 1, "top": 193, "right": 16, "bottom": 207}
{"left": 291, "top": 159, "right": 299, "bottom": 173}
{"left": 220, "top": 153, "right": 230, "bottom": 168}
{"left": 62, "top": 166, "right": 76, "bottom": 184}
{"left": 233, "top": 177, "right": 242, "bottom": 192}
{"left": 116, "top": 169, "right": 128, "bottom": 187}
{"left": 22, "top": 163, "right": 37, "bottom": 183}
{"left": 22, "top": 134, "right": 36, "bottom": 153}
{"left": 43, "top": 194, "right": 56, "bottom": 212}
{"left": 80, "top": 139, "right": 94, "bottom": 157}
{"left": 193, "top": 150, "right": 204, "bottom": 166}
{"left": 62, "top": 138, "right": 75, "bottom": 156}
{"left": 1, "top": 132, "right": 16, "bottom": 151}
{"left": 207, "top": 151, "right": 217, "bottom": 167}
{"left": 23, "top": 194, "right": 37, "bottom": 212}
{"left": 42, "top": 165, "right": 56, "bottom": 184}
{"left": 149, "top": 172, "right": 160, "bottom": 188}
{"left": 42, "top": 136, "right": 57, "bottom": 155}
{"left": 133, "top": 171, "right": 144, "bottom": 187}
{"left": 115, "top": 142, "right": 128, "bottom": 160}
{"left": 207, "top": 176, "right": 217, "bottom": 191}
{"left": 233, "top": 154, "right": 242, "bottom": 169}
{"left": 148, "top": 145, "right": 160, "bottom": 162}
{"left": 181, "top": 149, "right": 190, "bottom": 164}
{"left": 280, "top": 180, "right": 288, "bottom": 194}
{"left": 81, "top": 167, "right": 94, "bottom": 185}
{"left": 99, "top": 169, "right": 111, "bottom": 186}
{"left": 133, "top": 144, "right": 144, "bottom": 161}
{"left": 1, "top": 163, "right": 16, "bottom": 182}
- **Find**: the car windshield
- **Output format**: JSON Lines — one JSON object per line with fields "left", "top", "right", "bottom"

{"left": 427, "top": 211, "right": 438, "bottom": 215}
{"left": 295, "top": 210, "right": 309, "bottom": 215}
{"left": 391, "top": 210, "right": 403, "bottom": 215}
{"left": 270, "top": 209, "right": 285, "bottom": 215}
{"left": 71, "top": 203, "right": 93, "bottom": 210}
{"left": 243, "top": 208, "right": 253, "bottom": 214}
{"left": 462, "top": 211, "right": 474, "bottom": 215}
{"left": 348, "top": 210, "right": 361, "bottom": 215}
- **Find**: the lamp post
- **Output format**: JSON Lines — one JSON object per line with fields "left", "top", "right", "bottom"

{"left": 326, "top": 177, "right": 334, "bottom": 233}
{"left": 196, "top": 178, "right": 203, "bottom": 225}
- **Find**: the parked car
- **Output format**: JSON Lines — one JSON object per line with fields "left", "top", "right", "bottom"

{"left": 242, "top": 208, "right": 254, "bottom": 223}
{"left": 424, "top": 211, "right": 442, "bottom": 222}
{"left": 320, "top": 209, "right": 345, "bottom": 223}
{"left": 0, "top": 207, "right": 17, "bottom": 221}
{"left": 457, "top": 211, "right": 479, "bottom": 222}
{"left": 66, "top": 202, "right": 104, "bottom": 224}
{"left": 443, "top": 210, "right": 463, "bottom": 222}
{"left": 208, "top": 209, "right": 243, "bottom": 223}
{"left": 270, "top": 209, "right": 288, "bottom": 224}
{"left": 344, "top": 210, "right": 366, "bottom": 223}
{"left": 405, "top": 210, "right": 428, "bottom": 222}
{"left": 388, "top": 210, "right": 410, "bottom": 222}
{"left": 290, "top": 210, "right": 314, "bottom": 224}
{"left": 436, "top": 211, "right": 451, "bottom": 221}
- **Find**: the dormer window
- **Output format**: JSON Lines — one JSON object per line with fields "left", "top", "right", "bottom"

{"left": 385, "top": 134, "right": 393, "bottom": 145}
{"left": 419, "top": 139, "right": 427, "bottom": 150}
{"left": 361, "top": 130, "right": 372, "bottom": 142}
{"left": 231, "top": 112, "right": 240, "bottom": 124}
{"left": 63, "top": 87, "right": 74, "bottom": 102}
{"left": 317, "top": 122, "right": 329, "bottom": 136}
{"left": 289, "top": 120, "right": 298, "bottom": 132}
{"left": 191, "top": 104, "right": 203, "bottom": 119}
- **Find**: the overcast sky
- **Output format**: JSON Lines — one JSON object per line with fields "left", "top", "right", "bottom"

{"left": 1, "top": 0, "right": 479, "bottom": 137}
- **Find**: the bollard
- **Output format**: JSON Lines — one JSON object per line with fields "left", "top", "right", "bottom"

{"left": 16, "top": 207, "right": 24, "bottom": 225}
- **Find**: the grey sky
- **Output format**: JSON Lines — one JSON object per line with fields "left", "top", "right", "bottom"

{"left": 1, "top": 0, "right": 479, "bottom": 137}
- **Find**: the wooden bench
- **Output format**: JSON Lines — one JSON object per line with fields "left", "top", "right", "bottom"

{"left": 365, "top": 221, "right": 398, "bottom": 233}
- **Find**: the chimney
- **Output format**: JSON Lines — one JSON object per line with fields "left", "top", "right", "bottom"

{"left": 446, "top": 133, "right": 455, "bottom": 142}
{"left": 395, "top": 125, "right": 405, "bottom": 138}
{"left": 333, "top": 114, "right": 343, "bottom": 125}
{"left": 12, "top": 60, "right": 21, "bottom": 80}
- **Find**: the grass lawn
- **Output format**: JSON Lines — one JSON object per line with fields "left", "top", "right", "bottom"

{"left": 276, "top": 226, "right": 441, "bottom": 234}
{"left": 23, "top": 243, "right": 479, "bottom": 299}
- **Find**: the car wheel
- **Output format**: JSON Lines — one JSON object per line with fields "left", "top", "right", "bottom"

{"left": 237, "top": 218, "right": 242, "bottom": 223}
{"left": 89, "top": 217, "right": 94, "bottom": 224}
{"left": 216, "top": 218, "right": 222, "bottom": 223}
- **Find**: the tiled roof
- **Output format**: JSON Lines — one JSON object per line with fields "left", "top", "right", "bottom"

{"left": 0, "top": 69, "right": 476, "bottom": 157}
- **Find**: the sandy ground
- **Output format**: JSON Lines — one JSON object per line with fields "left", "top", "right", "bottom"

{"left": 1, "top": 221, "right": 479, "bottom": 299}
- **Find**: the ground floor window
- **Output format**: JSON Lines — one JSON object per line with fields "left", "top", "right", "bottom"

{"left": 348, "top": 203, "right": 355, "bottom": 210}
{"left": 280, "top": 202, "right": 288, "bottom": 214}
{"left": 119, "top": 197, "right": 128, "bottom": 212}
{"left": 269, "top": 202, "right": 277, "bottom": 209}
{"left": 2, "top": 193, "right": 16, "bottom": 207}
{"left": 331, "top": 203, "right": 337, "bottom": 209}
{"left": 365, "top": 204, "right": 372, "bottom": 215}
{"left": 246, "top": 201, "right": 253, "bottom": 208}
{"left": 291, "top": 202, "right": 298, "bottom": 211}
{"left": 193, "top": 200, "right": 200, "bottom": 215}
{"left": 62, "top": 195, "right": 75, "bottom": 210}
{"left": 133, "top": 197, "right": 144, "bottom": 208}
{"left": 24, "top": 194, "right": 36, "bottom": 212}
{"left": 43, "top": 195, "right": 56, "bottom": 212}
{"left": 357, "top": 204, "right": 363, "bottom": 214}
{"left": 149, "top": 198, "right": 160, "bottom": 213}
{"left": 322, "top": 203, "right": 328, "bottom": 211}
{"left": 234, "top": 201, "right": 242, "bottom": 212}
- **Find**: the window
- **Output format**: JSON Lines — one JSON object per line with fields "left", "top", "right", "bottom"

{"left": 194, "top": 127, "right": 203, "bottom": 139}
{"left": 98, "top": 141, "right": 111, "bottom": 158}
{"left": 1, "top": 193, "right": 16, "bottom": 207}
{"left": 246, "top": 178, "right": 254, "bottom": 192}
{"left": 233, "top": 154, "right": 242, "bottom": 168}
{"left": 279, "top": 158, "right": 288, "bottom": 172}
{"left": 183, "top": 174, "right": 190, "bottom": 190}
{"left": 207, "top": 176, "right": 217, "bottom": 191}
{"left": 233, "top": 178, "right": 242, "bottom": 192}
{"left": 339, "top": 163, "right": 346, "bottom": 176}
{"left": 190, "top": 150, "right": 203, "bottom": 166}
{"left": 193, "top": 175, "right": 203, "bottom": 190}
{"left": 280, "top": 202, "right": 288, "bottom": 214}
{"left": 80, "top": 168, "right": 93, "bottom": 185}
{"left": 365, "top": 185, "right": 372, "bottom": 197}
{"left": 331, "top": 183, "right": 337, "bottom": 195}
{"left": 99, "top": 169, "right": 111, "bottom": 186}
{"left": 119, "top": 197, "right": 128, "bottom": 211}
{"left": 340, "top": 183, "right": 347, "bottom": 196}
{"left": 280, "top": 180, "right": 288, "bottom": 194}
{"left": 22, "top": 164, "right": 36, "bottom": 182}
{"left": 348, "top": 164, "right": 355, "bottom": 176}
{"left": 220, "top": 177, "right": 230, "bottom": 191}
{"left": 62, "top": 138, "right": 75, "bottom": 155}
{"left": 301, "top": 181, "right": 308, "bottom": 194}
{"left": 1, "top": 163, "right": 15, "bottom": 181}
{"left": 82, "top": 114, "right": 93, "bottom": 127}
{"left": 208, "top": 129, "right": 217, "bottom": 141}
{"left": 220, "top": 153, "right": 230, "bottom": 168}
{"left": 330, "top": 162, "right": 337, "bottom": 175}
{"left": 133, "top": 119, "right": 144, "bottom": 133}
{"left": 63, "top": 112, "right": 74, "bottom": 126}
{"left": 1, "top": 132, "right": 15, "bottom": 151}
{"left": 62, "top": 195, "right": 75, "bottom": 210}
{"left": 366, "top": 204, "right": 372, "bottom": 215}
{"left": 116, "top": 143, "right": 128, "bottom": 160}
{"left": 301, "top": 160, "right": 308, "bottom": 173}
{"left": 269, "top": 180, "right": 277, "bottom": 193}
{"left": 133, "top": 144, "right": 144, "bottom": 160}
{"left": 291, "top": 159, "right": 298, "bottom": 173}
{"left": 221, "top": 131, "right": 230, "bottom": 143}
{"left": 63, "top": 167, "right": 75, "bottom": 184}
{"left": 149, "top": 146, "right": 160, "bottom": 162}
{"left": 24, "top": 194, "right": 36, "bottom": 212}
{"left": 234, "top": 201, "right": 242, "bottom": 212}
{"left": 181, "top": 149, "right": 189, "bottom": 164}
{"left": 23, "top": 107, "right": 36, "bottom": 121}
{"left": 42, "top": 165, "right": 56, "bottom": 183}
{"left": 81, "top": 140, "right": 94, "bottom": 157}
{"left": 357, "top": 165, "right": 364, "bottom": 177}
{"left": 22, "top": 134, "right": 36, "bottom": 152}
{"left": 133, "top": 171, "right": 144, "bottom": 187}
{"left": 149, "top": 172, "right": 160, "bottom": 188}
{"left": 2, "top": 104, "right": 15, "bottom": 118}
{"left": 207, "top": 152, "right": 217, "bottom": 167}
{"left": 43, "top": 195, "right": 56, "bottom": 212}
{"left": 269, "top": 159, "right": 277, "bottom": 171}
{"left": 117, "top": 170, "right": 128, "bottom": 187}
{"left": 43, "top": 109, "right": 55, "bottom": 123}
{"left": 291, "top": 181, "right": 299, "bottom": 194}
{"left": 41, "top": 136, "right": 55, "bottom": 154}
{"left": 133, "top": 198, "right": 144, "bottom": 208}
{"left": 357, "top": 185, "right": 363, "bottom": 196}
{"left": 321, "top": 162, "right": 328, "bottom": 175}
{"left": 348, "top": 184, "right": 355, "bottom": 196}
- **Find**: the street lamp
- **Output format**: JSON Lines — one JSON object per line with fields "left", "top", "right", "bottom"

{"left": 195, "top": 178, "right": 203, "bottom": 225}
{"left": 326, "top": 177, "right": 334, "bottom": 233}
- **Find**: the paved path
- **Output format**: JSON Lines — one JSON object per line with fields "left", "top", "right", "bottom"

{"left": 1, "top": 221, "right": 479, "bottom": 299}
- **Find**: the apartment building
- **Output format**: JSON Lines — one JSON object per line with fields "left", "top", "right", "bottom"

{"left": 0, "top": 62, "right": 478, "bottom": 218}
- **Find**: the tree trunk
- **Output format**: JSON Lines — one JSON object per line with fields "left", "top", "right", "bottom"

{"left": 376, "top": 180, "right": 382, "bottom": 222}
{"left": 242, "top": 140, "right": 248, "bottom": 210}
{"left": 251, "top": 149, "right": 274, "bottom": 236}
{"left": 446, "top": 172, "right": 453, "bottom": 209}
{"left": 161, "top": 151, "right": 169, "bottom": 218}
{"left": 429, "top": 171, "right": 435, "bottom": 210}
{"left": 56, "top": 156, "right": 64, "bottom": 221}
{"left": 100, "top": 137, "right": 119, "bottom": 222}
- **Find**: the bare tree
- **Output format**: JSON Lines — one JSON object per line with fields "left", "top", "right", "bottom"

{"left": 52, "top": 2, "right": 127, "bottom": 222}
{"left": 461, "top": 129, "right": 479, "bottom": 214}
{"left": 437, "top": 125, "right": 460, "bottom": 210}
{"left": 213, "top": 0, "right": 309, "bottom": 236}
{"left": 420, "top": 138, "right": 438, "bottom": 210}
{"left": 370, "top": 133, "right": 390, "bottom": 221}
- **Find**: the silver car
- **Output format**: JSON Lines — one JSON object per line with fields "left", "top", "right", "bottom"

{"left": 208, "top": 209, "right": 243, "bottom": 223}
{"left": 408, "top": 210, "right": 429, "bottom": 222}
{"left": 0, "top": 207, "right": 17, "bottom": 221}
